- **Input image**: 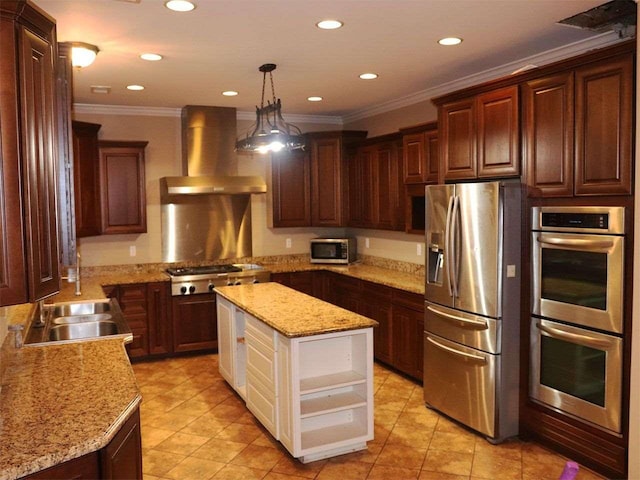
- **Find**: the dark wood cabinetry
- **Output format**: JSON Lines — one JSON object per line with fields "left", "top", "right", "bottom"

{"left": 73, "top": 121, "right": 102, "bottom": 236}
{"left": 270, "top": 271, "right": 316, "bottom": 297}
{"left": 523, "top": 53, "right": 633, "bottom": 197}
{"left": 270, "top": 131, "right": 366, "bottom": 228}
{"left": 147, "top": 282, "right": 172, "bottom": 356}
{"left": 439, "top": 86, "right": 519, "bottom": 181}
{"left": 172, "top": 293, "right": 217, "bottom": 353}
{"left": 0, "top": 1, "right": 60, "bottom": 306}
{"left": 270, "top": 149, "right": 311, "bottom": 227}
{"left": 349, "top": 134, "right": 405, "bottom": 231}
{"left": 361, "top": 281, "right": 393, "bottom": 366}
{"left": 98, "top": 141, "right": 148, "bottom": 234}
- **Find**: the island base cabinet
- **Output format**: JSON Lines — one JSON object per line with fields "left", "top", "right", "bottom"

{"left": 216, "top": 297, "right": 247, "bottom": 399}
{"left": 278, "top": 329, "right": 374, "bottom": 463}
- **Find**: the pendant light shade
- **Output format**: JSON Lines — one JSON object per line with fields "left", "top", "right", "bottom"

{"left": 236, "top": 64, "right": 305, "bottom": 154}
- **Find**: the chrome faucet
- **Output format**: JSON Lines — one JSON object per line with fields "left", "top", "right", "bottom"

{"left": 31, "top": 300, "right": 46, "bottom": 328}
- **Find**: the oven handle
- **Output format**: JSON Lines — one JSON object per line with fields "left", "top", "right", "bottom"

{"left": 426, "top": 305, "right": 488, "bottom": 329}
{"left": 536, "top": 236, "right": 614, "bottom": 251}
{"left": 426, "top": 336, "right": 487, "bottom": 364}
{"left": 535, "top": 322, "right": 612, "bottom": 349}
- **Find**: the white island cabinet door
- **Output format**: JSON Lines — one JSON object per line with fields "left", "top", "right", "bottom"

{"left": 217, "top": 297, "right": 234, "bottom": 385}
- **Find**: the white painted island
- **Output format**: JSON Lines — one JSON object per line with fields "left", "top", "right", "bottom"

{"left": 215, "top": 282, "right": 378, "bottom": 463}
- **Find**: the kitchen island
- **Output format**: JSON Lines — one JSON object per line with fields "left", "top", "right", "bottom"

{"left": 215, "top": 282, "right": 378, "bottom": 463}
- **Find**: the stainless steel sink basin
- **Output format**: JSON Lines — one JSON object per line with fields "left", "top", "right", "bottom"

{"left": 51, "top": 301, "right": 111, "bottom": 317}
{"left": 52, "top": 313, "right": 113, "bottom": 324}
{"left": 49, "top": 321, "right": 119, "bottom": 341}
{"left": 24, "top": 298, "right": 132, "bottom": 346}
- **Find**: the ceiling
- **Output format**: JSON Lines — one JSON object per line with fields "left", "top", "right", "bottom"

{"left": 34, "top": 0, "right": 626, "bottom": 119}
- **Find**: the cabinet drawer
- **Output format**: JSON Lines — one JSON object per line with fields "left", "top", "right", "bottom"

{"left": 246, "top": 331, "right": 277, "bottom": 395}
{"left": 245, "top": 314, "right": 277, "bottom": 349}
{"left": 246, "top": 370, "right": 278, "bottom": 438}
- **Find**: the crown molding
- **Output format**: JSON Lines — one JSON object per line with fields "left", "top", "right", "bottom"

{"left": 342, "top": 31, "right": 624, "bottom": 124}
{"left": 74, "top": 103, "right": 344, "bottom": 125}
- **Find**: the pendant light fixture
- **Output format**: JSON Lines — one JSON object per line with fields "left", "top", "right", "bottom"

{"left": 236, "top": 63, "right": 304, "bottom": 154}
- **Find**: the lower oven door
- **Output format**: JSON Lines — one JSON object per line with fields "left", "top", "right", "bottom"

{"left": 530, "top": 318, "right": 622, "bottom": 434}
{"left": 424, "top": 332, "right": 497, "bottom": 438}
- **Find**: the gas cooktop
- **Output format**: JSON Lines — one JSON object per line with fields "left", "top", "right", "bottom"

{"left": 165, "top": 263, "right": 270, "bottom": 295}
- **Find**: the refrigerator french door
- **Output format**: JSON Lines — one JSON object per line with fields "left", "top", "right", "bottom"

{"left": 423, "top": 181, "right": 521, "bottom": 442}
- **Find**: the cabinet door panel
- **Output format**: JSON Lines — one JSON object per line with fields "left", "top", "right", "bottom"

{"left": 441, "top": 99, "right": 476, "bottom": 180}
{"left": 101, "top": 409, "right": 142, "bottom": 480}
{"left": 574, "top": 55, "right": 633, "bottom": 195}
{"left": 392, "top": 305, "right": 422, "bottom": 379}
{"left": 523, "top": 72, "right": 574, "bottom": 197}
{"left": 147, "top": 282, "right": 172, "bottom": 355}
{"left": 375, "top": 145, "right": 395, "bottom": 229}
{"left": 271, "top": 150, "right": 311, "bottom": 227}
{"left": 72, "top": 121, "right": 102, "bottom": 237}
{"left": 118, "top": 284, "right": 149, "bottom": 358}
{"left": 476, "top": 86, "right": 519, "bottom": 178}
{"left": 403, "top": 133, "right": 426, "bottom": 184}
{"left": 311, "top": 138, "right": 344, "bottom": 226}
{"left": 20, "top": 26, "right": 60, "bottom": 300}
{"left": 172, "top": 293, "right": 217, "bottom": 353}
{"left": 425, "top": 130, "right": 439, "bottom": 184}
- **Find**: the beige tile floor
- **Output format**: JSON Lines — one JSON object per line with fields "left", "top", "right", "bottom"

{"left": 133, "top": 354, "right": 605, "bottom": 480}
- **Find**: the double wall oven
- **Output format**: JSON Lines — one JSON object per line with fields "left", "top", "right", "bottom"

{"left": 530, "top": 206, "right": 625, "bottom": 434}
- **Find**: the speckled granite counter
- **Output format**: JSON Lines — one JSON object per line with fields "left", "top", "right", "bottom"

{"left": 215, "top": 283, "right": 378, "bottom": 337}
{"left": 0, "top": 339, "right": 140, "bottom": 480}
{"left": 263, "top": 262, "right": 425, "bottom": 295}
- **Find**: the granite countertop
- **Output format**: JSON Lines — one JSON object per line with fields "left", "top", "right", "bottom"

{"left": 0, "top": 339, "right": 140, "bottom": 480}
{"left": 215, "top": 283, "right": 378, "bottom": 337}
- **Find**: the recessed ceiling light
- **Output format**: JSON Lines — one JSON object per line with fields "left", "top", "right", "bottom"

{"left": 359, "top": 73, "right": 378, "bottom": 80}
{"left": 222, "top": 91, "right": 238, "bottom": 96}
{"left": 164, "top": 0, "right": 195, "bottom": 12}
{"left": 316, "top": 19, "right": 343, "bottom": 30}
{"left": 307, "top": 96, "right": 323, "bottom": 102}
{"left": 127, "top": 84, "right": 145, "bottom": 91}
{"left": 438, "top": 37, "right": 463, "bottom": 46}
{"left": 140, "top": 53, "right": 163, "bottom": 61}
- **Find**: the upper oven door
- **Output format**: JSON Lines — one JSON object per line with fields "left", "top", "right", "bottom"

{"left": 532, "top": 231, "right": 624, "bottom": 334}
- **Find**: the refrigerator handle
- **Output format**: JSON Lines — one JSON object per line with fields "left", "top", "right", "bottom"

{"left": 450, "top": 195, "right": 461, "bottom": 298}
{"left": 426, "top": 335, "right": 487, "bottom": 365}
{"left": 426, "top": 305, "right": 488, "bottom": 329}
{"left": 444, "top": 195, "right": 455, "bottom": 297}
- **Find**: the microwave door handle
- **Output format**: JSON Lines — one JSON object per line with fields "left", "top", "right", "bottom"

{"left": 426, "top": 305, "right": 488, "bottom": 329}
{"left": 535, "top": 322, "right": 612, "bottom": 349}
{"left": 444, "top": 195, "right": 455, "bottom": 297}
{"left": 426, "top": 336, "right": 487, "bottom": 365}
{"left": 536, "top": 236, "right": 614, "bottom": 251}
{"left": 450, "top": 195, "right": 461, "bottom": 298}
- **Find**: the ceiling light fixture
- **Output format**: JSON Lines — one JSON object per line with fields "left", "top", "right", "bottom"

{"left": 359, "top": 72, "right": 378, "bottom": 80}
{"left": 164, "top": 0, "right": 195, "bottom": 12}
{"left": 438, "top": 37, "right": 463, "bottom": 46}
{"left": 236, "top": 63, "right": 304, "bottom": 155}
{"left": 140, "top": 53, "right": 163, "bottom": 61}
{"left": 316, "top": 19, "right": 343, "bottom": 30}
{"left": 222, "top": 91, "right": 238, "bottom": 96}
{"left": 127, "top": 84, "right": 145, "bottom": 91}
{"left": 70, "top": 42, "right": 99, "bottom": 68}
{"left": 307, "top": 96, "right": 323, "bottom": 102}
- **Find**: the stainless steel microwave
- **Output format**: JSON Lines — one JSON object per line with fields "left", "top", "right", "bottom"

{"left": 310, "top": 238, "right": 357, "bottom": 264}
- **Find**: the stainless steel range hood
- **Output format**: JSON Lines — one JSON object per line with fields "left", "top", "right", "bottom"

{"left": 160, "top": 105, "right": 266, "bottom": 198}
{"left": 160, "top": 106, "right": 266, "bottom": 262}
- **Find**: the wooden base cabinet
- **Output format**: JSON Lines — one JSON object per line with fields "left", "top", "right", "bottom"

{"left": 172, "top": 293, "right": 217, "bottom": 353}
{"left": 217, "top": 296, "right": 374, "bottom": 463}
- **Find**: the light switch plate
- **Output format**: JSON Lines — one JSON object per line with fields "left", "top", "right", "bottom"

{"left": 507, "top": 264, "right": 516, "bottom": 277}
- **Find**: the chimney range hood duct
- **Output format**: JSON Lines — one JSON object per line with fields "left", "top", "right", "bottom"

{"left": 160, "top": 105, "right": 266, "bottom": 199}
{"left": 160, "top": 106, "right": 265, "bottom": 262}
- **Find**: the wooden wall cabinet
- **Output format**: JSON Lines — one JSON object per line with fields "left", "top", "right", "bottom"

{"left": 439, "top": 86, "right": 520, "bottom": 181}
{"left": 401, "top": 122, "right": 439, "bottom": 185}
{"left": 98, "top": 141, "right": 148, "bottom": 234}
{"left": 523, "top": 54, "right": 633, "bottom": 197}
{"left": 0, "top": 1, "right": 60, "bottom": 306}
{"left": 271, "top": 149, "right": 311, "bottom": 227}
{"left": 73, "top": 121, "right": 103, "bottom": 236}
{"left": 349, "top": 135, "right": 405, "bottom": 231}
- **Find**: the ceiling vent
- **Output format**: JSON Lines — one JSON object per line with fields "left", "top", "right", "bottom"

{"left": 558, "top": 0, "right": 636, "bottom": 38}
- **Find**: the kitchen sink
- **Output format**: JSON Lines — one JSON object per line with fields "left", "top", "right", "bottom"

{"left": 24, "top": 298, "right": 132, "bottom": 346}
{"left": 51, "top": 300, "right": 111, "bottom": 317}
{"left": 49, "top": 321, "right": 119, "bottom": 341}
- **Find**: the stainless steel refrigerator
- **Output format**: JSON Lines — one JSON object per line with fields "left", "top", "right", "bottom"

{"left": 423, "top": 180, "right": 521, "bottom": 442}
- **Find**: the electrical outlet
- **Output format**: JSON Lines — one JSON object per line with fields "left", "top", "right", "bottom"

{"left": 365, "top": 238, "right": 370, "bottom": 249}
{"left": 507, "top": 264, "right": 516, "bottom": 277}
{"left": 129, "top": 245, "right": 136, "bottom": 257}
{"left": 285, "top": 238, "right": 292, "bottom": 249}
{"left": 417, "top": 243, "right": 422, "bottom": 256}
